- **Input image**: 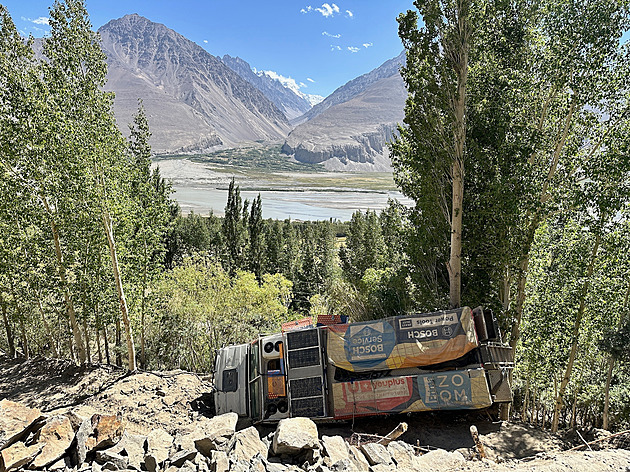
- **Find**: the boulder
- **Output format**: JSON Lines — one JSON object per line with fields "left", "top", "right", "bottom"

{"left": 31, "top": 415, "right": 75, "bottom": 469}
{"left": 145, "top": 428, "right": 173, "bottom": 469}
{"left": 229, "top": 426, "right": 267, "bottom": 462}
{"left": 321, "top": 436, "right": 349, "bottom": 466}
{"left": 77, "top": 414, "right": 125, "bottom": 464}
{"left": 359, "top": 443, "right": 392, "bottom": 466}
{"left": 105, "top": 432, "right": 147, "bottom": 470}
{"left": 0, "top": 442, "right": 43, "bottom": 472}
{"left": 169, "top": 449, "right": 197, "bottom": 468}
{"left": 0, "top": 400, "right": 45, "bottom": 450}
{"left": 369, "top": 464, "right": 391, "bottom": 472}
{"left": 95, "top": 450, "right": 129, "bottom": 470}
{"left": 386, "top": 441, "right": 416, "bottom": 469}
{"left": 199, "top": 413, "right": 238, "bottom": 438}
{"left": 209, "top": 450, "right": 228, "bottom": 472}
{"left": 272, "top": 418, "right": 319, "bottom": 455}
{"left": 412, "top": 449, "right": 465, "bottom": 471}
{"left": 347, "top": 446, "right": 369, "bottom": 472}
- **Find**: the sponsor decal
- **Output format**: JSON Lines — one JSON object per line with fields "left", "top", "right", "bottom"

{"left": 417, "top": 371, "right": 473, "bottom": 408}
{"left": 344, "top": 321, "right": 396, "bottom": 367}
{"left": 397, "top": 312, "right": 461, "bottom": 342}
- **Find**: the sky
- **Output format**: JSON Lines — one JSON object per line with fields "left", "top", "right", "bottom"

{"left": 3, "top": 0, "right": 415, "bottom": 98}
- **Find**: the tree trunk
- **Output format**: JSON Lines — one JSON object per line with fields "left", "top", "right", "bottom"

{"left": 603, "top": 280, "right": 630, "bottom": 430}
{"left": 551, "top": 232, "right": 601, "bottom": 432}
{"left": 140, "top": 235, "right": 147, "bottom": 369}
{"left": 82, "top": 316, "right": 91, "bottom": 363}
{"left": 447, "top": 3, "right": 469, "bottom": 309}
{"left": 19, "top": 317, "right": 29, "bottom": 360}
{"left": 42, "top": 196, "right": 86, "bottom": 364}
{"left": 0, "top": 293, "right": 16, "bottom": 358}
{"left": 102, "top": 209, "right": 136, "bottom": 371}
{"left": 95, "top": 322, "right": 103, "bottom": 363}
{"left": 115, "top": 319, "right": 121, "bottom": 367}
{"left": 103, "top": 326, "right": 111, "bottom": 365}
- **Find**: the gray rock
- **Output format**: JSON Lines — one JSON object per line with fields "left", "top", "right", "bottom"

{"left": 199, "top": 413, "right": 238, "bottom": 439}
{"left": 142, "top": 454, "right": 158, "bottom": 472}
{"left": 386, "top": 441, "right": 416, "bottom": 469}
{"left": 105, "top": 433, "right": 147, "bottom": 470}
{"left": 95, "top": 451, "right": 129, "bottom": 470}
{"left": 228, "top": 427, "right": 267, "bottom": 462}
{"left": 178, "top": 460, "right": 196, "bottom": 472}
{"left": 412, "top": 449, "right": 466, "bottom": 471}
{"left": 321, "top": 436, "right": 349, "bottom": 466}
{"left": 209, "top": 450, "right": 228, "bottom": 472}
{"left": 169, "top": 449, "right": 197, "bottom": 468}
{"left": 368, "top": 465, "right": 390, "bottom": 472}
{"left": 48, "top": 457, "right": 67, "bottom": 471}
{"left": 359, "top": 443, "right": 392, "bottom": 467}
{"left": 146, "top": 428, "right": 173, "bottom": 464}
{"left": 272, "top": 418, "right": 319, "bottom": 455}
{"left": 347, "top": 446, "right": 369, "bottom": 472}
{"left": 227, "top": 460, "right": 249, "bottom": 472}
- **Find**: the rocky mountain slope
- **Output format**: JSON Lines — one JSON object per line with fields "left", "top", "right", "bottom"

{"left": 292, "top": 52, "right": 405, "bottom": 126}
{"left": 221, "top": 55, "right": 314, "bottom": 122}
{"left": 98, "top": 14, "right": 291, "bottom": 154}
{"left": 1, "top": 355, "right": 629, "bottom": 472}
{"left": 281, "top": 71, "right": 407, "bottom": 172}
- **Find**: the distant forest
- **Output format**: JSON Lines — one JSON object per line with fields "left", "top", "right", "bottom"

{"left": 2, "top": 0, "right": 630, "bottom": 434}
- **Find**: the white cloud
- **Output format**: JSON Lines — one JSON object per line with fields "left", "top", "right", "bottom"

{"left": 363, "top": 42, "right": 373, "bottom": 48}
{"left": 22, "top": 16, "right": 50, "bottom": 26}
{"left": 307, "top": 78, "right": 315, "bottom": 83}
{"left": 299, "top": 82, "right": 306, "bottom": 88}
{"left": 32, "top": 17, "right": 49, "bottom": 25}
{"left": 348, "top": 46, "right": 360, "bottom": 53}
{"left": 303, "top": 3, "right": 341, "bottom": 17}
{"left": 331, "top": 45, "right": 342, "bottom": 51}
{"left": 203, "top": 40, "right": 208, "bottom": 44}
{"left": 322, "top": 31, "right": 341, "bottom": 38}
{"left": 346, "top": 10, "right": 353, "bottom": 17}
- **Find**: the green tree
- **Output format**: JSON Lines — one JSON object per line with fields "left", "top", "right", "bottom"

{"left": 393, "top": 0, "right": 472, "bottom": 308}
{"left": 222, "top": 178, "right": 246, "bottom": 273}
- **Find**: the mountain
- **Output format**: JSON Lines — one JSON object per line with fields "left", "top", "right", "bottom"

{"left": 221, "top": 55, "right": 315, "bottom": 122}
{"left": 281, "top": 55, "right": 407, "bottom": 172}
{"left": 292, "top": 51, "right": 405, "bottom": 126}
{"left": 98, "top": 14, "right": 291, "bottom": 154}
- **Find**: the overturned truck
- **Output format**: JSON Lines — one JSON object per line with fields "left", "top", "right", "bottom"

{"left": 213, "top": 306, "right": 513, "bottom": 423}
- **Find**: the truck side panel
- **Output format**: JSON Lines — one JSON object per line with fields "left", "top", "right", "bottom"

{"left": 330, "top": 368, "right": 492, "bottom": 419}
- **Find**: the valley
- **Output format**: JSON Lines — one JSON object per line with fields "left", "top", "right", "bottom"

{"left": 155, "top": 144, "right": 412, "bottom": 220}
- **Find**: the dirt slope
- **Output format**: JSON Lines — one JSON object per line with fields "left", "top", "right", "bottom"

{"left": 1, "top": 355, "right": 628, "bottom": 471}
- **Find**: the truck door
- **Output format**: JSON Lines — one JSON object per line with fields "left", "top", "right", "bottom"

{"left": 214, "top": 343, "right": 249, "bottom": 416}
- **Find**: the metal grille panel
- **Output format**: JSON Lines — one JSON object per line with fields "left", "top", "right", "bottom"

{"left": 289, "top": 376, "right": 323, "bottom": 399}
{"left": 291, "top": 397, "right": 325, "bottom": 417}
{"left": 287, "top": 329, "right": 319, "bottom": 350}
{"left": 288, "top": 347, "right": 320, "bottom": 368}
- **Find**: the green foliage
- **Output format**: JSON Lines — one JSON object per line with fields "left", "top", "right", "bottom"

{"left": 149, "top": 259, "right": 292, "bottom": 371}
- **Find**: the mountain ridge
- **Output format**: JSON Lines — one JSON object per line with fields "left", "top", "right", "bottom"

{"left": 98, "top": 14, "right": 291, "bottom": 153}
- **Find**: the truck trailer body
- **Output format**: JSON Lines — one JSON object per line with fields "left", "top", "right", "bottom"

{"left": 213, "top": 306, "right": 513, "bottom": 423}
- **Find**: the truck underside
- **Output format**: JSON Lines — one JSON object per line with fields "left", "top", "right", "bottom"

{"left": 214, "top": 306, "right": 513, "bottom": 423}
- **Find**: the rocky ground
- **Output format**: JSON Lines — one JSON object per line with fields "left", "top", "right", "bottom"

{"left": 1, "top": 355, "right": 629, "bottom": 472}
